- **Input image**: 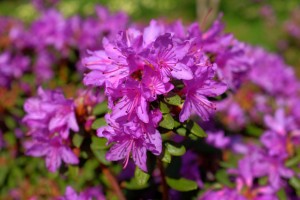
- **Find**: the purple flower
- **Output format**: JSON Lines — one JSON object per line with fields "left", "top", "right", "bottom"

{"left": 206, "top": 130, "right": 230, "bottom": 149}
{"left": 30, "top": 9, "right": 68, "bottom": 53}
{"left": 199, "top": 188, "right": 246, "bottom": 200}
{"left": 264, "top": 109, "right": 293, "bottom": 136}
{"left": 23, "top": 87, "right": 79, "bottom": 172}
{"left": 33, "top": 51, "right": 54, "bottom": 82}
{"left": 83, "top": 40, "right": 129, "bottom": 87}
{"left": 0, "top": 52, "right": 30, "bottom": 87}
{"left": 141, "top": 66, "right": 174, "bottom": 101}
{"left": 179, "top": 65, "right": 227, "bottom": 122}
{"left": 58, "top": 186, "right": 105, "bottom": 200}
{"left": 98, "top": 110, "right": 162, "bottom": 171}
{"left": 144, "top": 33, "right": 193, "bottom": 82}
{"left": 217, "top": 97, "right": 246, "bottom": 130}
{"left": 248, "top": 47, "right": 299, "bottom": 96}
{"left": 260, "top": 131, "right": 288, "bottom": 158}
{"left": 110, "top": 79, "right": 150, "bottom": 123}
{"left": 25, "top": 136, "right": 78, "bottom": 172}
{"left": 23, "top": 87, "right": 78, "bottom": 139}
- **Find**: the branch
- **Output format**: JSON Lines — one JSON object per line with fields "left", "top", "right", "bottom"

{"left": 158, "top": 159, "right": 169, "bottom": 200}
{"left": 100, "top": 164, "right": 126, "bottom": 200}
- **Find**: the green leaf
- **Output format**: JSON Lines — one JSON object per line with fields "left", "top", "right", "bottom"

{"left": 161, "top": 149, "right": 172, "bottom": 163}
{"left": 92, "top": 149, "right": 111, "bottom": 165}
{"left": 258, "top": 176, "right": 268, "bottom": 186}
{"left": 0, "top": 166, "right": 9, "bottom": 187}
{"left": 68, "top": 165, "right": 79, "bottom": 179}
{"left": 159, "top": 101, "right": 170, "bottom": 114}
{"left": 4, "top": 116, "right": 16, "bottom": 129}
{"left": 164, "top": 93, "right": 181, "bottom": 106}
{"left": 159, "top": 114, "right": 174, "bottom": 130}
{"left": 92, "top": 101, "right": 108, "bottom": 116}
{"left": 184, "top": 120, "right": 207, "bottom": 137}
{"left": 219, "top": 161, "right": 234, "bottom": 169}
{"left": 246, "top": 125, "right": 263, "bottom": 137}
{"left": 90, "top": 136, "right": 108, "bottom": 150}
{"left": 166, "top": 177, "right": 198, "bottom": 192}
{"left": 91, "top": 118, "right": 106, "bottom": 130}
{"left": 277, "top": 188, "right": 287, "bottom": 200}
{"left": 289, "top": 176, "right": 300, "bottom": 190}
{"left": 165, "top": 143, "right": 186, "bottom": 156}
{"left": 3, "top": 132, "right": 16, "bottom": 146}
{"left": 176, "top": 127, "right": 187, "bottom": 136}
{"left": 123, "top": 178, "right": 149, "bottom": 190}
{"left": 72, "top": 134, "right": 84, "bottom": 148}
{"left": 173, "top": 120, "right": 181, "bottom": 128}
{"left": 285, "top": 155, "right": 300, "bottom": 168}
{"left": 215, "top": 169, "right": 234, "bottom": 187}
{"left": 134, "top": 167, "right": 150, "bottom": 185}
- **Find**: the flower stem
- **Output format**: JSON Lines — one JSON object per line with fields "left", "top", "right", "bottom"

{"left": 100, "top": 164, "right": 126, "bottom": 200}
{"left": 158, "top": 159, "right": 169, "bottom": 200}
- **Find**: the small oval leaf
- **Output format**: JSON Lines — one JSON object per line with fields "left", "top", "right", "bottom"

{"left": 92, "top": 118, "right": 106, "bottom": 130}
{"left": 93, "top": 101, "right": 108, "bottom": 116}
{"left": 165, "top": 143, "right": 186, "bottom": 156}
{"left": 160, "top": 101, "right": 170, "bottom": 114}
{"left": 165, "top": 94, "right": 181, "bottom": 106}
{"left": 134, "top": 167, "right": 150, "bottom": 186}
{"left": 161, "top": 149, "right": 172, "bottom": 163}
{"left": 166, "top": 177, "right": 198, "bottom": 192}
{"left": 159, "top": 114, "right": 174, "bottom": 130}
{"left": 185, "top": 120, "right": 207, "bottom": 137}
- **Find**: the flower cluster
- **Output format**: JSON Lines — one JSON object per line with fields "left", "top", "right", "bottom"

{"left": 83, "top": 19, "right": 236, "bottom": 171}
{"left": 198, "top": 46, "right": 300, "bottom": 199}
{"left": 57, "top": 186, "right": 105, "bottom": 200}
{"left": 23, "top": 87, "right": 79, "bottom": 172}
{"left": 0, "top": 4, "right": 128, "bottom": 88}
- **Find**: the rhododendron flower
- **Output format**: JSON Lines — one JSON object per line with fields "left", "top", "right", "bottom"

{"left": 23, "top": 87, "right": 79, "bottom": 172}
{"left": 180, "top": 66, "right": 227, "bottom": 122}
{"left": 25, "top": 136, "right": 78, "bottom": 172}
{"left": 98, "top": 110, "right": 162, "bottom": 171}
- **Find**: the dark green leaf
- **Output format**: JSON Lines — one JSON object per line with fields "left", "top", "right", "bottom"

{"left": 215, "top": 169, "right": 234, "bottom": 187}
{"left": 4, "top": 116, "right": 16, "bottom": 129}
{"left": 134, "top": 167, "right": 150, "bottom": 185}
{"left": 161, "top": 149, "right": 172, "bottom": 163}
{"left": 166, "top": 177, "right": 198, "bottom": 192}
{"left": 92, "top": 149, "right": 111, "bottom": 165}
{"left": 90, "top": 136, "right": 108, "bottom": 150}
{"left": 159, "top": 114, "right": 174, "bottom": 130}
{"left": 176, "top": 127, "right": 187, "bottom": 136}
{"left": 184, "top": 120, "right": 207, "bottom": 137}
{"left": 93, "top": 101, "right": 108, "bottom": 116}
{"left": 123, "top": 178, "right": 149, "bottom": 190}
{"left": 0, "top": 166, "right": 9, "bottom": 187}
{"left": 246, "top": 125, "right": 263, "bottom": 137}
{"left": 173, "top": 120, "right": 181, "bottom": 128}
{"left": 68, "top": 165, "right": 79, "bottom": 179}
{"left": 289, "top": 177, "right": 300, "bottom": 190}
{"left": 165, "top": 93, "right": 181, "bottom": 106}
{"left": 160, "top": 101, "right": 170, "bottom": 114}
{"left": 277, "top": 188, "right": 288, "bottom": 200}
{"left": 72, "top": 134, "right": 84, "bottom": 148}
{"left": 285, "top": 156, "right": 300, "bottom": 168}
{"left": 166, "top": 143, "right": 186, "bottom": 156}
{"left": 91, "top": 117, "right": 106, "bottom": 130}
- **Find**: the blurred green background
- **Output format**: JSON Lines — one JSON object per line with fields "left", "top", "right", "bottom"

{"left": 0, "top": 0, "right": 299, "bottom": 50}
{"left": 1, "top": 0, "right": 300, "bottom": 72}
